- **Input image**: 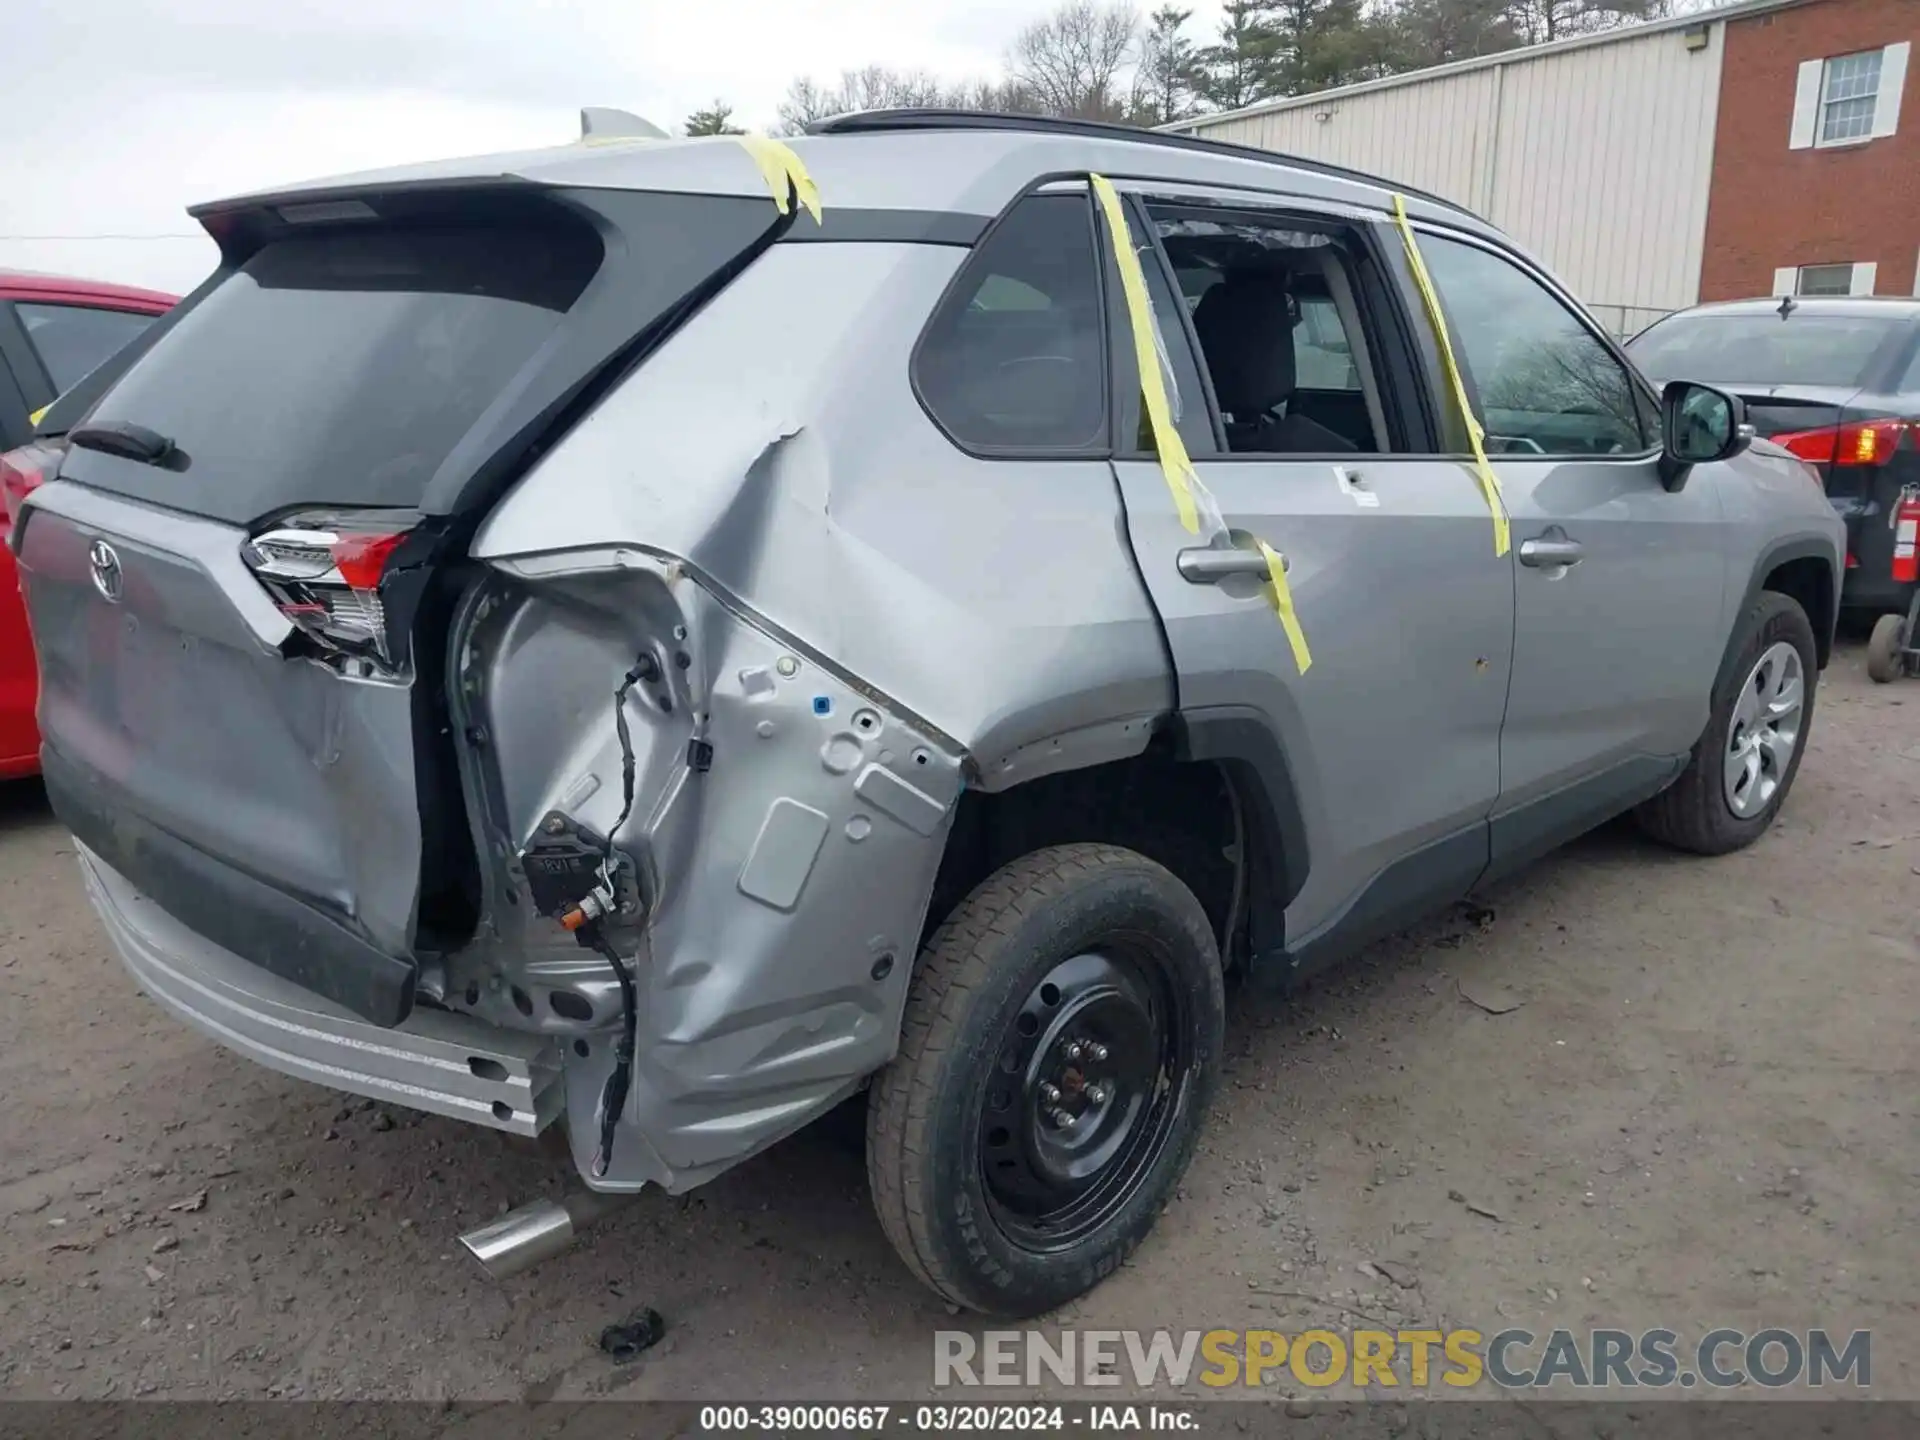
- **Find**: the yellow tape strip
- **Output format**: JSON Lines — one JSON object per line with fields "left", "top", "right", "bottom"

{"left": 734, "top": 134, "right": 822, "bottom": 225}
{"left": 1090, "top": 174, "right": 1201, "bottom": 535}
{"left": 1091, "top": 173, "right": 1310, "bottom": 675}
{"left": 575, "top": 131, "right": 821, "bottom": 225}
{"left": 1390, "top": 194, "right": 1510, "bottom": 558}
{"left": 28, "top": 404, "right": 49, "bottom": 428}
{"left": 1258, "top": 540, "right": 1313, "bottom": 675}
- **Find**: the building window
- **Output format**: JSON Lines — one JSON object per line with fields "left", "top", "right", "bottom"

{"left": 1790, "top": 42, "right": 1908, "bottom": 149}
{"left": 1818, "top": 50, "right": 1883, "bottom": 144}
{"left": 1797, "top": 264, "right": 1858, "bottom": 296}
{"left": 1773, "top": 263, "right": 1876, "bottom": 298}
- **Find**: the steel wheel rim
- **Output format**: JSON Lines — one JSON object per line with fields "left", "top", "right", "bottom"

{"left": 1723, "top": 640, "right": 1804, "bottom": 819}
{"left": 978, "top": 948, "right": 1190, "bottom": 1253}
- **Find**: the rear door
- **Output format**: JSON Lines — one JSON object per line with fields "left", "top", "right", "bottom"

{"left": 1108, "top": 186, "right": 1515, "bottom": 971}
{"left": 1412, "top": 226, "right": 1726, "bottom": 865}
{"left": 15, "top": 187, "right": 781, "bottom": 1023}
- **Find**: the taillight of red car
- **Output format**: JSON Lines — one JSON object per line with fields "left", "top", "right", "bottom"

{"left": 0, "top": 440, "right": 63, "bottom": 540}
{"left": 1772, "top": 418, "right": 1908, "bottom": 468}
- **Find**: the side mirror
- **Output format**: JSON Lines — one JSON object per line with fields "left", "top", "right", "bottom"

{"left": 1659, "top": 380, "right": 1751, "bottom": 491}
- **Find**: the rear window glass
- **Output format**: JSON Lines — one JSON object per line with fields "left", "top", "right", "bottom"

{"left": 915, "top": 194, "right": 1107, "bottom": 454}
{"left": 16, "top": 303, "right": 159, "bottom": 394}
{"left": 1628, "top": 313, "right": 1902, "bottom": 388}
{"left": 76, "top": 222, "right": 601, "bottom": 524}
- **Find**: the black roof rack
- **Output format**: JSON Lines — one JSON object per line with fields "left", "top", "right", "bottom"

{"left": 805, "top": 109, "right": 1467, "bottom": 218}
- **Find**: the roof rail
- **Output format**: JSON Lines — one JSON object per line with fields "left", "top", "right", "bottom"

{"left": 805, "top": 108, "right": 1467, "bottom": 217}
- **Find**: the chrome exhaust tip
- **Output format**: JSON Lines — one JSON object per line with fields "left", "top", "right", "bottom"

{"left": 459, "top": 1192, "right": 628, "bottom": 1281}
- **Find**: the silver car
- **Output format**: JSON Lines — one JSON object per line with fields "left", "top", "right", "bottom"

{"left": 13, "top": 110, "right": 1844, "bottom": 1317}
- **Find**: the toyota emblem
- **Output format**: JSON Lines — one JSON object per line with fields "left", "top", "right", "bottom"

{"left": 89, "top": 539, "right": 124, "bottom": 603}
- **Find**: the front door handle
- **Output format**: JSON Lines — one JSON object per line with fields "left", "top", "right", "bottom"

{"left": 1519, "top": 536, "right": 1584, "bottom": 568}
{"left": 1178, "top": 546, "right": 1284, "bottom": 584}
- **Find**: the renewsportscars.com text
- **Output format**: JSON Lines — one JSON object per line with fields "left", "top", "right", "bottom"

{"left": 935, "top": 1327, "right": 1870, "bottom": 1390}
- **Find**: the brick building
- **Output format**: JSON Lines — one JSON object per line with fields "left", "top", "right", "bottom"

{"left": 1171, "top": 0, "right": 1916, "bottom": 331}
{"left": 1701, "top": 0, "right": 1914, "bottom": 301}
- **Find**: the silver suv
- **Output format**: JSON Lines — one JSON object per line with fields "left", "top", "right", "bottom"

{"left": 14, "top": 111, "right": 1844, "bottom": 1317}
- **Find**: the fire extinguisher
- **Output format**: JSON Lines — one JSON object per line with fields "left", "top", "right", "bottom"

{"left": 1893, "top": 484, "right": 1919, "bottom": 585}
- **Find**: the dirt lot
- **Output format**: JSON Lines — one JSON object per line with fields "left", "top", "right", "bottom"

{"left": 1, "top": 644, "right": 1915, "bottom": 1405}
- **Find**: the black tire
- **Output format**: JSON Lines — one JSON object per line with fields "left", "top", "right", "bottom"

{"left": 1637, "top": 590, "right": 1818, "bottom": 855}
{"left": 866, "top": 843, "right": 1224, "bottom": 1317}
{"left": 1866, "top": 613, "right": 1905, "bottom": 684}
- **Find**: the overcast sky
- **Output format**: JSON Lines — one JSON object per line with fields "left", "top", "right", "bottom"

{"left": 5, "top": 0, "right": 1224, "bottom": 294}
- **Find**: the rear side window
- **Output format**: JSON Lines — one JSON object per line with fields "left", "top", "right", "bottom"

{"left": 76, "top": 221, "right": 601, "bottom": 525}
{"left": 1150, "top": 208, "right": 1390, "bottom": 456}
{"left": 16, "top": 303, "right": 158, "bottom": 394}
{"left": 915, "top": 195, "right": 1107, "bottom": 454}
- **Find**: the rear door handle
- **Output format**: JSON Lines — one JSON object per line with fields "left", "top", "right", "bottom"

{"left": 1518, "top": 537, "right": 1584, "bottom": 568}
{"left": 1178, "top": 547, "right": 1284, "bottom": 584}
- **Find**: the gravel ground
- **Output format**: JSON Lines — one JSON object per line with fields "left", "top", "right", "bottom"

{"left": 1, "top": 643, "right": 1914, "bottom": 1404}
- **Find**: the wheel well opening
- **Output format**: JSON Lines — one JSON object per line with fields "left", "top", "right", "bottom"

{"left": 1763, "top": 557, "right": 1833, "bottom": 667}
{"left": 924, "top": 748, "right": 1253, "bottom": 967}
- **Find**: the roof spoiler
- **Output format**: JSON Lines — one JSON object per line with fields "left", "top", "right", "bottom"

{"left": 580, "top": 107, "right": 668, "bottom": 141}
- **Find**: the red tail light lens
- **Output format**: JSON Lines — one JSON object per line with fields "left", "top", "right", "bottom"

{"left": 1, "top": 440, "right": 63, "bottom": 534}
{"left": 330, "top": 531, "right": 408, "bottom": 589}
{"left": 1773, "top": 419, "right": 1908, "bottom": 467}
{"left": 241, "top": 510, "right": 417, "bottom": 665}
{"left": 1775, "top": 428, "right": 1837, "bottom": 465}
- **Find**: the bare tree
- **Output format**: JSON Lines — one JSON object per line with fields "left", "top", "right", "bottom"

{"left": 775, "top": 65, "right": 1036, "bottom": 134}
{"left": 776, "top": 77, "right": 838, "bottom": 133}
{"left": 777, "top": 65, "right": 1043, "bottom": 134}
{"left": 954, "top": 77, "right": 1046, "bottom": 114}
{"left": 1007, "top": 1, "right": 1141, "bottom": 122}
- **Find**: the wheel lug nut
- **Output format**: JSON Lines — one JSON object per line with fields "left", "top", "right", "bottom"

{"left": 1063, "top": 1041, "right": 1084, "bottom": 1062}
{"left": 1039, "top": 1082, "right": 1061, "bottom": 1105}
{"left": 1087, "top": 1043, "right": 1109, "bottom": 1062}
{"left": 1049, "top": 1107, "right": 1076, "bottom": 1128}
{"left": 1086, "top": 1083, "right": 1109, "bottom": 1105}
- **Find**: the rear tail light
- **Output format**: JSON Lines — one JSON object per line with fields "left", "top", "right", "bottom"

{"left": 1773, "top": 419, "right": 1908, "bottom": 468}
{"left": 1, "top": 440, "right": 64, "bottom": 537}
{"left": 1893, "top": 488, "right": 1919, "bottom": 585}
{"left": 241, "top": 510, "right": 418, "bottom": 664}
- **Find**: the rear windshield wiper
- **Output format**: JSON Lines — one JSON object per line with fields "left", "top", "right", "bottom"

{"left": 68, "top": 421, "right": 179, "bottom": 468}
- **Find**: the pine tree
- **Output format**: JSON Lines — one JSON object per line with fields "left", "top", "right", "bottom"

{"left": 1194, "top": 0, "right": 1281, "bottom": 111}
{"left": 683, "top": 102, "right": 745, "bottom": 136}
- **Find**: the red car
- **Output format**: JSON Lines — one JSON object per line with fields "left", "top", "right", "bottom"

{"left": 2, "top": 271, "right": 177, "bottom": 778}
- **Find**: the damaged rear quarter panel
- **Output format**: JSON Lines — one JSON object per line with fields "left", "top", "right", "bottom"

{"left": 458, "top": 240, "right": 1171, "bottom": 1190}
{"left": 471, "top": 241, "right": 1172, "bottom": 783}
{"left": 449, "top": 555, "right": 964, "bottom": 1190}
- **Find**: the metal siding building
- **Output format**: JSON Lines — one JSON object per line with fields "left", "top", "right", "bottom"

{"left": 1168, "top": 6, "right": 1767, "bottom": 334}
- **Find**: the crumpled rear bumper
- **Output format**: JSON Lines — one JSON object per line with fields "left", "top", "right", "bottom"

{"left": 80, "top": 845, "right": 565, "bottom": 1137}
